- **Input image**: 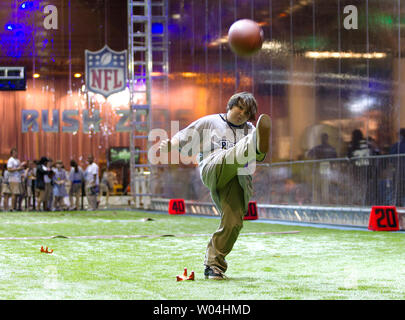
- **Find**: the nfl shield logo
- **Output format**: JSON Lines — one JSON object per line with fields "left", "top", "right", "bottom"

{"left": 85, "top": 45, "right": 127, "bottom": 98}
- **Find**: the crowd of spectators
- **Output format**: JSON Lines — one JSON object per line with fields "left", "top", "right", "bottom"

{"left": 302, "top": 128, "right": 405, "bottom": 206}
{"left": 0, "top": 149, "right": 117, "bottom": 212}
{"left": 3, "top": 127, "right": 405, "bottom": 211}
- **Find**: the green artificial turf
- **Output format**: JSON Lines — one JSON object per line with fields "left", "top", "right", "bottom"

{"left": 0, "top": 210, "right": 405, "bottom": 300}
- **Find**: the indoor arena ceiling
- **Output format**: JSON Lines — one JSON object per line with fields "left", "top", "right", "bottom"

{"left": 0, "top": 0, "right": 404, "bottom": 76}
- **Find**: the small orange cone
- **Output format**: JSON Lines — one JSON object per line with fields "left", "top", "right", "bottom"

{"left": 40, "top": 246, "right": 54, "bottom": 254}
{"left": 176, "top": 267, "right": 195, "bottom": 281}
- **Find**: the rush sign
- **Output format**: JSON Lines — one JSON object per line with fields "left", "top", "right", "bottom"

{"left": 21, "top": 109, "right": 133, "bottom": 133}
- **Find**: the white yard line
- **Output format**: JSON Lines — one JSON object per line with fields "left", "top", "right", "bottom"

{"left": 0, "top": 231, "right": 300, "bottom": 241}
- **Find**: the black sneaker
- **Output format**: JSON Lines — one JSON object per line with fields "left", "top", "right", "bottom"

{"left": 204, "top": 266, "right": 226, "bottom": 280}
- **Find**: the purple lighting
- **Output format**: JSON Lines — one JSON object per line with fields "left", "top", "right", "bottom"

{"left": 5, "top": 23, "right": 15, "bottom": 31}
{"left": 19, "top": 1, "right": 35, "bottom": 10}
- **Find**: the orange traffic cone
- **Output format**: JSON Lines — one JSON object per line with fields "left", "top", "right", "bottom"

{"left": 176, "top": 267, "right": 195, "bottom": 281}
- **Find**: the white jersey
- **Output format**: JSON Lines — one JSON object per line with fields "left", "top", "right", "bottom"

{"left": 85, "top": 163, "right": 99, "bottom": 185}
{"left": 172, "top": 114, "right": 258, "bottom": 212}
{"left": 7, "top": 157, "right": 21, "bottom": 183}
{"left": 172, "top": 114, "right": 254, "bottom": 165}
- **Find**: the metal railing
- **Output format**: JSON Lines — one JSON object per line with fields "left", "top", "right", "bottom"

{"left": 147, "top": 154, "right": 405, "bottom": 208}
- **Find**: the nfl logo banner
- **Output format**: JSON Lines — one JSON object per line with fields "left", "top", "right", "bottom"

{"left": 85, "top": 45, "right": 127, "bottom": 98}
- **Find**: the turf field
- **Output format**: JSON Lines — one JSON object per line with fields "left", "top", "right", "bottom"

{"left": 1, "top": 209, "right": 405, "bottom": 300}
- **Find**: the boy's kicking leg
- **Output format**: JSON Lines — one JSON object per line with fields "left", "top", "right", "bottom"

{"left": 215, "top": 114, "right": 271, "bottom": 189}
{"left": 203, "top": 114, "right": 271, "bottom": 279}
{"left": 204, "top": 175, "right": 245, "bottom": 278}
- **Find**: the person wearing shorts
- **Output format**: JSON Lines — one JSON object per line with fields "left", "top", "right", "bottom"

{"left": 25, "top": 160, "right": 37, "bottom": 210}
{"left": 99, "top": 166, "right": 117, "bottom": 208}
{"left": 1, "top": 164, "right": 11, "bottom": 211}
{"left": 69, "top": 159, "right": 84, "bottom": 210}
{"left": 84, "top": 155, "right": 99, "bottom": 211}
{"left": 7, "top": 148, "right": 26, "bottom": 211}
{"left": 53, "top": 160, "right": 68, "bottom": 211}
{"left": 160, "top": 92, "right": 271, "bottom": 280}
{"left": 36, "top": 157, "right": 51, "bottom": 211}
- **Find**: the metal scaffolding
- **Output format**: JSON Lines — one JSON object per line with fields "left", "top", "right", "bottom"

{"left": 127, "top": 0, "right": 169, "bottom": 209}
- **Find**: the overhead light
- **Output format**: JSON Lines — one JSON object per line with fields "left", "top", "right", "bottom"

{"left": 19, "top": 1, "right": 35, "bottom": 10}
{"left": 33, "top": 73, "right": 40, "bottom": 78}
{"left": 5, "top": 23, "right": 14, "bottom": 31}
{"left": 347, "top": 95, "right": 376, "bottom": 113}
{"left": 181, "top": 72, "right": 197, "bottom": 78}
{"left": 207, "top": 36, "right": 228, "bottom": 47}
{"left": 151, "top": 72, "right": 165, "bottom": 77}
{"left": 74, "top": 73, "right": 82, "bottom": 78}
{"left": 305, "top": 51, "right": 387, "bottom": 59}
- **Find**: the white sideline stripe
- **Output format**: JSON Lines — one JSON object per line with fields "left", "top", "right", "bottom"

{"left": 0, "top": 231, "right": 300, "bottom": 241}
{"left": 0, "top": 219, "right": 153, "bottom": 225}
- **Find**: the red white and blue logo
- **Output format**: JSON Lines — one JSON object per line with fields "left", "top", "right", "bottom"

{"left": 85, "top": 45, "right": 127, "bottom": 98}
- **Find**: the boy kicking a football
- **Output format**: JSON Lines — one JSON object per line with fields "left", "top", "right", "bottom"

{"left": 159, "top": 92, "right": 271, "bottom": 280}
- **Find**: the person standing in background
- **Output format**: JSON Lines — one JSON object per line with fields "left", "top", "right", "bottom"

{"left": 7, "top": 148, "right": 26, "bottom": 211}
{"left": 35, "top": 157, "right": 51, "bottom": 211}
{"left": 389, "top": 128, "right": 405, "bottom": 206}
{"left": 84, "top": 155, "right": 99, "bottom": 211}
{"left": 69, "top": 159, "right": 84, "bottom": 210}
{"left": 1, "top": 164, "right": 11, "bottom": 211}
{"left": 307, "top": 133, "right": 337, "bottom": 160}
{"left": 99, "top": 166, "right": 117, "bottom": 208}
{"left": 347, "top": 129, "right": 379, "bottom": 206}
{"left": 45, "top": 159, "right": 54, "bottom": 211}
{"left": 53, "top": 160, "right": 68, "bottom": 211}
{"left": 25, "top": 160, "right": 37, "bottom": 211}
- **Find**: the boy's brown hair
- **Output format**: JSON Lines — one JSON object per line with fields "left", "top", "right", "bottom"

{"left": 226, "top": 92, "right": 258, "bottom": 121}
